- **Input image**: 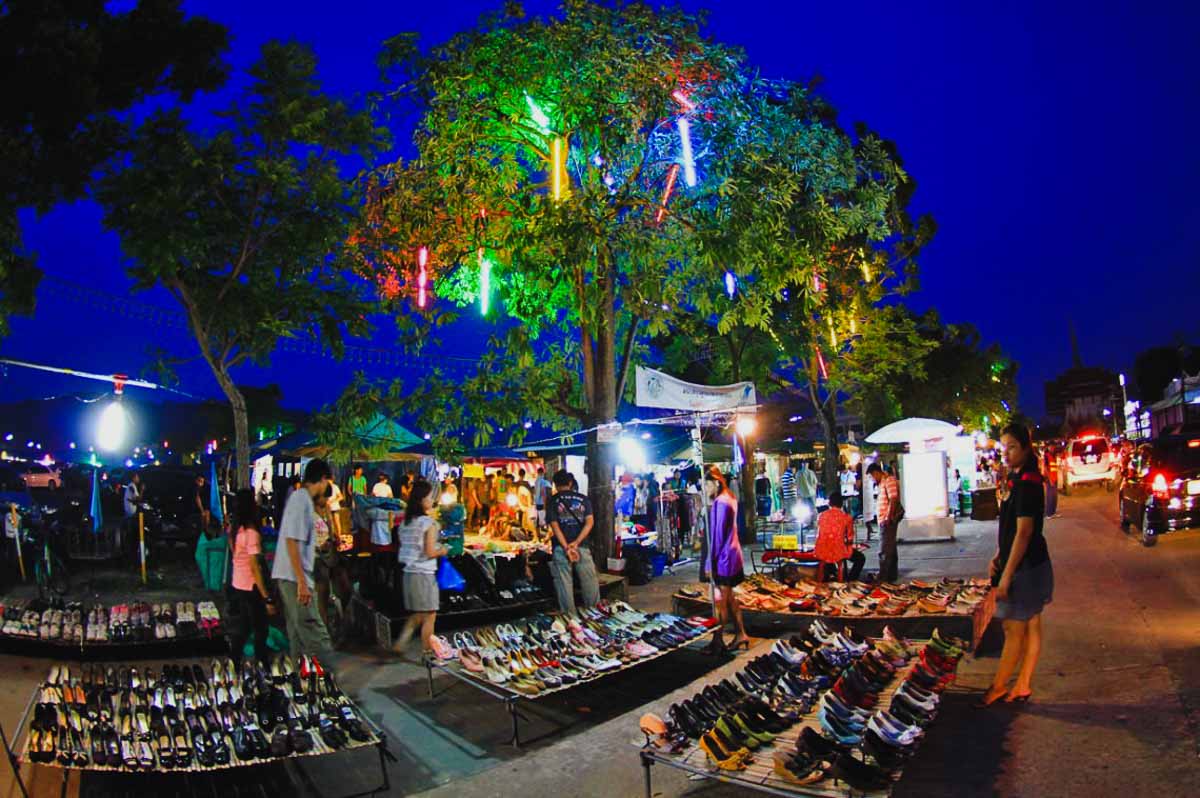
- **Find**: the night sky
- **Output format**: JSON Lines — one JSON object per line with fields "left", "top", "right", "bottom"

{"left": 4, "top": 0, "right": 1199, "bottom": 419}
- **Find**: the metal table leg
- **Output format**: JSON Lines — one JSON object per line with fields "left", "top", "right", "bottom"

{"left": 640, "top": 750, "right": 654, "bottom": 798}
{"left": 507, "top": 699, "right": 521, "bottom": 749}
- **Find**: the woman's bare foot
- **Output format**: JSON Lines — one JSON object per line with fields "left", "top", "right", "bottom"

{"left": 730, "top": 635, "right": 751, "bottom": 651}
{"left": 1005, "top": 688, "right": 1033, "bottom": 703}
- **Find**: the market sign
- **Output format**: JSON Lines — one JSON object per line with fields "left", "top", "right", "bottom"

{"left": 635, "top": 366, "right": 757, "bottom": 412}
{"left": 772, "top": 534, "right": 799, "bottom": 550}
{"left": 462, "top": 463, "right": 485, "bottom": 479}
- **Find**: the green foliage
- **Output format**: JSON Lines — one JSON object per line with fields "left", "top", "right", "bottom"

{"left": 96, "top": 41, "right": 387, "bottom": 484}
{"left": 883, "top": 310, "right": 1018, "bottom": 432}
{"left": 335, "top": 0, "right": 935, "bottom": 459}
{"left": 0, "top": 0, "right": 229, "bottom": 335}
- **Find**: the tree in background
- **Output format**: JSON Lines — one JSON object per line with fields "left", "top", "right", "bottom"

{"left": 881, "top": 309, "right": 1018, "bottom": 435}
{"left": 662, "top": 88, "right": 936, "bottom": 499}
{"left": 97, "top": 42, "right": 385, "bottom": 488}
{"left": 0, "top": 0, "right": 228, "bottom": 337}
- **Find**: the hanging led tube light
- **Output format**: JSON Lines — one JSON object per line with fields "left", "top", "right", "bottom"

{"left": 477, "top": 248, "right": 491, "bottom": 316}
{"left": 417, "top": 246, "right": 428, "bottom": 308}
{"left": 814, "top": 344, "right": 829, "bottom": 380}
{"left": 724, "top": 270, "right": 737, "bottom": 298}
{"left": 551, "top": 136, "right": 569, "bottom": 201}
{"left": 677, "top": 117, "right": 696, "bottom": 187}
{"left": 655, "top": 164, "right": 680, "bottom": 225}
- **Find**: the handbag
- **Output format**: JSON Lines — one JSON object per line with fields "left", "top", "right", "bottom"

{"left": 436, "top": 558, "right": 466, "bottom": 591}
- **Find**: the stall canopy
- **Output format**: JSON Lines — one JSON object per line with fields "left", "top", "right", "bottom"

{"left": 865, "top": 418, "right": 962, "bottom": 446}
{"left": 258, "top": 414, "right": 424, "bottom": 461}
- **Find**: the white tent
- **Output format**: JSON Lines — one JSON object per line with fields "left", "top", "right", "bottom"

{"left": 865, "top": 417, "right": 962, "bottom": 445}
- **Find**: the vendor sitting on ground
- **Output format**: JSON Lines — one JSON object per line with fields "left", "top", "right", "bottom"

{"left": 814, "top": 492, "right": 866, "bottom": 582}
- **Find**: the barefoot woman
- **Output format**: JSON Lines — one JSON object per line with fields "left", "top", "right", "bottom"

{"left": 981, "top": 422, "right": 1054, "bottom": 705}
{"left": 703, "top": 467, "right": 750, "bottom": 653}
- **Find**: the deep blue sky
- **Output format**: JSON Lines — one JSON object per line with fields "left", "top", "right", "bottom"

{"left": 4, "top": 0, "right": 1200, "bottom": 419}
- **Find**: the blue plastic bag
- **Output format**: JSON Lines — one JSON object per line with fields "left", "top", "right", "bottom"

{"left": 436, "top": 558, "right": 466, "bottom": 591}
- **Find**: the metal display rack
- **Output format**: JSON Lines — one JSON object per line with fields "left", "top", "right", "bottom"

{"left": 0, "top": 663, "right": 395, "bottom": 798}
{"left": 425, "top": 627, "right": 716, "bottom": 748}
{"left": 636, "top": 651, "right": 936, "bottom": 798}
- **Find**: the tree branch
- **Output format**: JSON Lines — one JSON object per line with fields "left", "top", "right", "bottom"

{"left": 614, "top": 316, "right": 641, "bottom": 403}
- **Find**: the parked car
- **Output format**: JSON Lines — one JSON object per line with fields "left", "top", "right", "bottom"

{"left": 20, "top": 463, "right": 62, "bottom": 490}
{"left": 1118, "top": 428, "right": 1200, "bottom": 546}
{"left": 1060, "top": 435, "right": 1116, "bottom": 494}
{"left": 137, "top": 467, "right": 205, "bottom": 543}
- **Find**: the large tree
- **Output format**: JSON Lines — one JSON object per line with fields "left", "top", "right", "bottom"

{"left": 97, "top": 42, "right": 385, "bottom": 487}
{"left": 0, "top": 0, "right": 228, "bottom": 337}
{"left": 336, "top": 0, "right": 930, "bottom": 563}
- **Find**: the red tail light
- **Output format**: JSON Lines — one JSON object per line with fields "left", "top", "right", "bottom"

{"left": 1151, "top": 473, "right": 1170, "bottom": 499}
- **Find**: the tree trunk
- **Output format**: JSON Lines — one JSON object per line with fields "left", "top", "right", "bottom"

{"left": 817, "top": 397, "right": 840, "bottom": 497}
{"left": 212, "top": 366, "right": 251, "bottom": 490}
{"left": 582, "top": 268, "right": 618, "bottom": 573}
{"left": 739, "top": 452, "right": 757, "bottom": 544}
{"left": 585, "top": 431, "right": 616, "bottom": 569}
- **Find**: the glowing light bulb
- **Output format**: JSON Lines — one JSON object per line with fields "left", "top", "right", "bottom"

{"left": 736, "top": 417, "right": 757, "bottom": 436}
{"left": 724, "top": 271, "right": 737, "bottom": 298}
{"left": 97, "top": 401, "right": 128, "bottom": 452}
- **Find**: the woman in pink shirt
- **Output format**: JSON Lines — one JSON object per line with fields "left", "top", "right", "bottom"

{"left": 230, "top": 489, "right": 275, "bottom": 663}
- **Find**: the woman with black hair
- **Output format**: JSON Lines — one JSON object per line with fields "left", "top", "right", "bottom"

{"left": 229, "top": 489, "right": 274, "bottom": 664}
{"left": 980, "top": 422, "right": 1054, "bottom": 706}
{"left": 703, "top": 467, "right": 750, "bottom": 654}
{"left": 392, "top": 479, "right": 448, "bottom": 658}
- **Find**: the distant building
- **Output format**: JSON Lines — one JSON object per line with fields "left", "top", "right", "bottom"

{"left": 1044, "top": 325, "right": 1122, "bottom": 429}
{"left": 1149, "top": 374, "right": 1200, "bottom": 437}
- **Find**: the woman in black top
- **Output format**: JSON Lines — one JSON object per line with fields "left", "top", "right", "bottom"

{"left": 980, "top": 423, "right": 1054, "bottom": 706}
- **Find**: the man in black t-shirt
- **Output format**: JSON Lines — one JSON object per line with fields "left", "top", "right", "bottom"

{"left": 545, "top": 470, "right": 600, "bottom": 613}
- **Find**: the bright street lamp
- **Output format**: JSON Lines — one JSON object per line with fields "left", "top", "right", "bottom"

{"left": 97, "top": 401, "right": 129, "bottom": 451}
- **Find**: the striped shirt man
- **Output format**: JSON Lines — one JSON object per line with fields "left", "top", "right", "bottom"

{"left": 876, "top": 473, "right": 900, "bottom": 523}
{"left": 780, "top": 468, "right": 797, "bottom": 502}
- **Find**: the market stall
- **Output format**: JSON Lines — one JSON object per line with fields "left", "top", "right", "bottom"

{"left": 864, "top": 418, "right": 966, "bottom": 543}
{"left": 671, "top": 574, "right": 996, "bottom": 654}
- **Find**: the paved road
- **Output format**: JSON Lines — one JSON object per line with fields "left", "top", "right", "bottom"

{"left": 2, "top": 487, "right": 1197, "bottom": 797}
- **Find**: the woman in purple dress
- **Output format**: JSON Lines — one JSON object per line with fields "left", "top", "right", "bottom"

{"left": 703, "top": 467, "right": 750, "bottom": 654}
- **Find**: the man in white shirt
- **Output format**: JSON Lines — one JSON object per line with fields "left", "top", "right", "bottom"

{"left": 372, "top": 474, "right": 393, "bottom": 498}
{"left": 272, "top": 459, "right": 334, "bottom": 661}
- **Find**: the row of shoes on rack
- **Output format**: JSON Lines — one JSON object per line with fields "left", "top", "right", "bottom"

{"left": 719, "top": 574, "right": 991, "bottom": 617}
{"left": 778, "top": 624, "right": 965, "bottom": 791}
{"left": 644, "top": 629, "right": 860, "bottom": 772}
{"left": 640, "top": 618, "right": 965, "bottom": 792}
{"left": 25, "top": 654, "right": 373, "bottom": 769}
{"left": 442, "top": 602, "right": 717, "bottom": 696}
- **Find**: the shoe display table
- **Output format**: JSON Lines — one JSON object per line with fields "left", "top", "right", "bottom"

{"left": 1, "top": 655, "right": 393, "bottom": 798}
{"left": 423, "top": 604, "right": 717, "bottom": 747}
{"left": 673, "top": 580, "right": 996, "bottom": 655}
{"left": 0, "top": 597, "right": 231, "bottom": 661}
{"left": 637, "top": 633, "right": 955, "bottom": 798}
